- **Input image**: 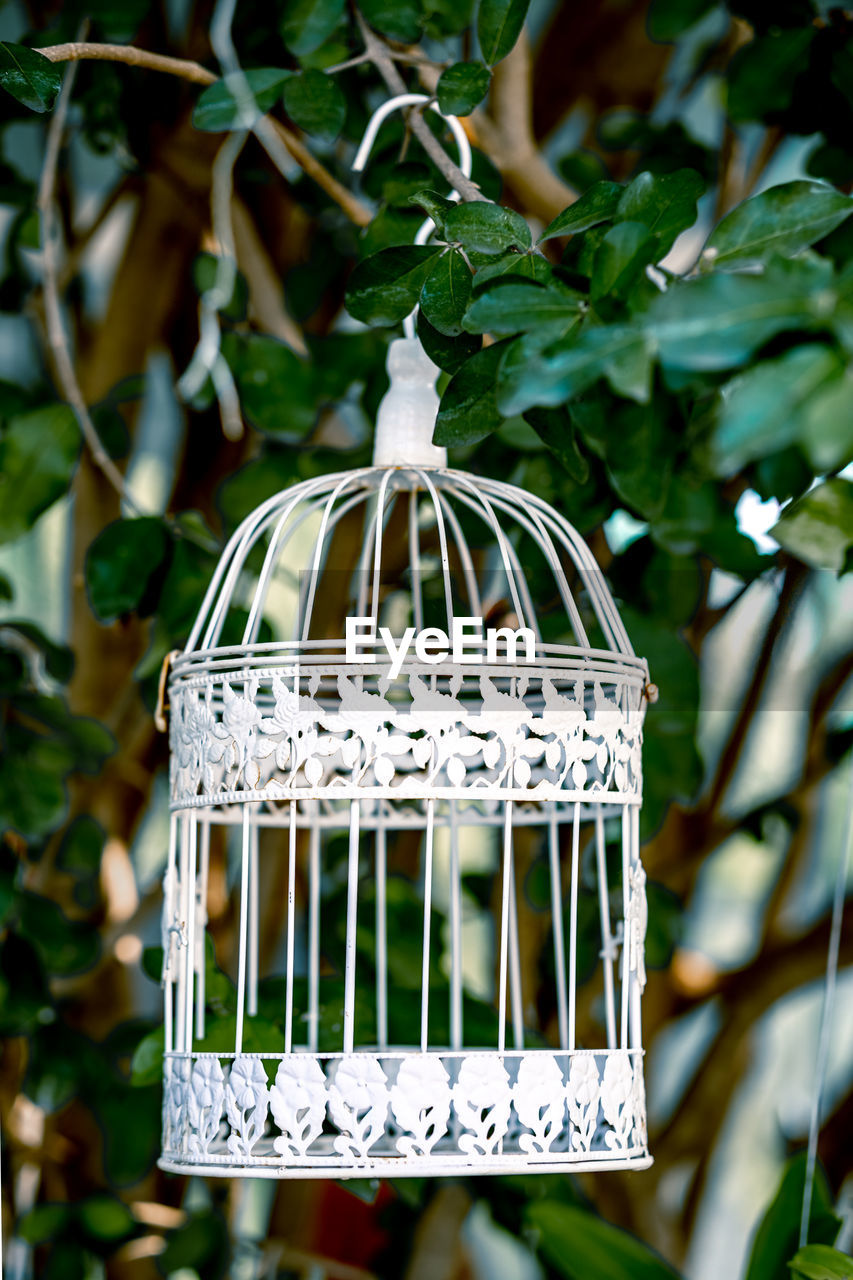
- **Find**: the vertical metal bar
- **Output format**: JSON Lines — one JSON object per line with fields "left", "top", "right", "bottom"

{"left": 376, "top": 815, "right": 388, "bottom": 1050}
{"left": 175, "top": 814, "right": 189, "bottom": 1055}
{"left": 343, "top": 800, "right": 360, "bottom": 1054}
{"left": 449, "top": 800, "right": 462, "bottom": 1051}
{"left": 548, "top": 811, "right": 569, "bottom": 1051}
{"left": 234, "top": 806, "right": 252, "bottom": 1056}
{"left": 630, "top": 805, "right": 643, "bottom": 1051}
{"left": 497, "top": 800, "right": 513, "bottom": 1053}
{"left": 620, "top": 806, "right": 631, "bottom": 1050}
{"left": 508, "top": 845, "right": 524, "bottom": 1050}
{"left": 308, "top": 814, "right": 320, "bottom": 1053}
{"left": 195, "top": 817, "right": 210, "bottom": 1041}
{"left": 568, "top": 801, "right": 580, "bottom": 1052}
{"left": 164, "top": 813, "right": 178, "bottom": 1057}
{"left": 595, "top": 808, "right": 618, "bottom": 1050}
{"left": 409, "top": 489, "right": 423, "bottom": 633}
{"left": 183, "top": 816, "right": 198, "bottom": 1055}
{"left": 247, "top": 821, "right": 259, "bottom": 1018}
{"left": 420, "top": 799, "right": 435, "bottom": 1054}
{"left": 285, "top": 801, "right": 298, "bottom": 1053}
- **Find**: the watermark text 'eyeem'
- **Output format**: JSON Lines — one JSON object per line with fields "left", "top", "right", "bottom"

{"left": 345, "top": 616, "right": 535, "bottom": 680}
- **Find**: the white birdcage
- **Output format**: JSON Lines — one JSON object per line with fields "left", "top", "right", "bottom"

{"left": 157, "top": 97, "right": 654, "bottom": 1180}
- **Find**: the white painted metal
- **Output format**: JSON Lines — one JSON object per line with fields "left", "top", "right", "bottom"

{"left": 159, "top": 339, "right": 653, "bottom": 1178}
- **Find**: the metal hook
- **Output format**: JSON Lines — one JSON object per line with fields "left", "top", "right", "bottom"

{"left": 353, "top": 93, "right": 473, "bottom": 339}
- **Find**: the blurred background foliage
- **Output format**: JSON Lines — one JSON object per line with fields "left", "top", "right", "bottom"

{"left": 0, "top": 0, "right": 852, "bottom": 1277}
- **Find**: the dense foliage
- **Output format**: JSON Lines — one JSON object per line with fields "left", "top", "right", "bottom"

{"left": 0, "top": 0, "right": 851, "bottom": 1278}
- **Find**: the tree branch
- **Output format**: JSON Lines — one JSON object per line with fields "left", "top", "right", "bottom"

{"left": 354, "top": 10, "right": 486, "bottom": 203}
{"left": 39, "top": 42, "right": 372, "bottom": 226}
{"left": 37, "top": 43, "right": 145, "bottom": 515}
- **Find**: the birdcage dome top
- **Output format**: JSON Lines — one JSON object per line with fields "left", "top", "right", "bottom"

{"left": 167, "top": 461, "right": 650, "bottom": 818}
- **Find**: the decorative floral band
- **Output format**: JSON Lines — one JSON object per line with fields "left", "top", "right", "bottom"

{"left": 161, "top": 1049, "right": 648, "bottom": 1169}
{"left": 168, "top": 670, "right": 644, "bottom": 807}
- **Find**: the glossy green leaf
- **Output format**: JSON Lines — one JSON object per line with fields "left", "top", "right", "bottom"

{"left": 478, "top": 0, "right": 530, "bottom": 65}
{"left": 647, "top": 259, "right": 829, "bottom": 371}
{"left": 419, "top": 250, "right": 473, "bottom": 336}
{"left": 771, "top": 478, "right": 853, "bottom": 570}
{"left": 444, "top": 202, "right": 532, "bottom": 255}
{"left": 408, "top": 189, "right": 455, "bottom": 234}
{"left": 192, "top": 68, "right": 291, "bottom": 132}
{"left": 616, "top": 168, "right": 704, "bottom": 256}
{"left": 345, "top": 245, "right": 441, "bottom": 326}
{"left": 591, "top": 221, "right": 656, "bottom": 300}
{"left": 434, "top": 339, "right": 514, "bottom": 446}
{"left": 360, "top": 0, "right": 422, "bottom": 42}
{"left": 789, "top": 1245, "right": 853, "bottom": 1280}
{"left": 280, "top": 0, "right": 345, "bottom": 54}
{"left": 702, "top": 182, "right": 853, "bottom": 271}
{"left": 711, "top": 345, "right": 844, "bottom": 476}
{"left": 437, "top": 61, "right": 491, "bottom": 115}
{"left": 523, "top": 407, "right": 590, "bottom": 482}
{"left": 223, "top": 333, "right": 317, "bottom": 434}
{"left": 283, "top": 68, "right": 345, "bottom": 140}
{"left": 0, "top": 42, "right": 61, "bottom": 113}
{"left": 746, "top": 1153, "right": 841, "bottom": 1280}
{"left": 0, "top": 404, "right": 79, "bottom": 545}
{"left": 527, "top": 1201, "right": 683, "bottom": 1280}
{"left": 539, "top": 181, "right": 623, "bottom": 243}
{"left": 498, "top": 324, "right": 652, "bottom": 414}
{"left": 85, "top": 517, "right": 171, "bottom": 622}
{"left": 473, "top": 251, "right": 555, "bottom": 287}
{"left": 463, "top": 280, "right": 583, "bottom": 334}
{"left": 417, "top": 312, "right": 482, "bottom": 374}
{"left": 78, "top": 1196, "right": 135, "bottom": 1242}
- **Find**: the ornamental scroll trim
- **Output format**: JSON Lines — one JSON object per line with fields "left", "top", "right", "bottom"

{"left": 161, "top": 1050, "right": 648, "bottom": 1167}
{"left": 168, "top": 670, "right": 644, "bottom": 807}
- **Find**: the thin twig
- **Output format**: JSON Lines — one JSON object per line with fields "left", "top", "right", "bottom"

{"left": 39, "top": 42, "right": 371, "bottom": 226}
{"left": 37, "top": 48, "right": 145, "bottom": 515}
{"left": 354, "top": 10, "right": 485, "bottom": 203}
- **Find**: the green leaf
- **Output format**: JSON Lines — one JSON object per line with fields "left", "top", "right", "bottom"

{"left": 473, "top": 251, "right": 555, "bottom": 287}
{"left": 417, "top": 312, "right": 482, "bottom": 374}
{"left": 408, "top": 189, "right": 455, "bottom": 234}
{"left": 771, "top": 478, "right": 853, "bottom": 571}
{"left": 437, "top": 61, "right": 491, "bottom": 116}
{"left": 0, "top": 404, "right": 79, "bottom": 545}
{"left": 419, "top": 250, "right": 473, "bottom": 336}
{"left": 444, "top": 202, "right": 532, "bottom": 255}
{"left": 360, "top": 0, "right": 422, "bottom": 43}
{"left": 591, "top": 221, "right": 656, "bottom": 301}
{"left": 345, "top": 245, "right": 441, "bottom": 326}
{"left": 223, "top": 333, "right": 317, "bottom": 435}
{"left": 702, "top": 182, "right": 853, "bottom": 271}
{"left": 16, "top": 890, "right": 100, "bottom": 974}
{"left": 78, "top": 1195, "right": 135, "bottom": 1243}
{"left": 711, "top": 345, "right": 844, "bottom": 476}
{"left": 192, "top": 68, "right": 291, "bottom": 132}
{"left": 0, "top": 620, "right": 73, "bottom": 682}
{"left": 130, "top": 1024, "right": 164, "bottom": 1086}
{"left": 727, "top": 29, "right": 813, "bottom": 123}
{"left": 478, "top": 0, "right": 530, "bottom": 66}
{"left": 647, "top": 258, "right": 829, "bottom": 371}
{"left": 616, "top": 168, "right": 704, "bottom": 256}
{"left": 280, "top": 0, "right": 346, "bottom": 54}
{"left": 433, "top": 339, "right": 514, "bottom": 446}
{"left": 498, "top": 324, "right": 652, "bottom": 414}
{"left": 463, "top": 280, "right": 583, "bottom": 334}
{"left": 85, "top": 517, "right": 171, "bottom": 622}
{"left": 746, "top": 1153, "right": 841, "bottom": 1280}
{"left": 527, "top": 1201, "right": 683, "bottom": 1280}
{"left": 283, "top": 68, "right": 345, "bottom": 141}
{"left": 0, "top": 43, "right": 61, "bottom": 113}
{"left": 647, "top": 0, "right": 716, "bottom": 41}
{"left": 523, "top": 407, "right": 590, "bottom": 483}
{"left": 789, "top": 1246, "right": 853, "bottom": 1280}
{"left": 538, "top": 181, "right": 623, "bottom": 243}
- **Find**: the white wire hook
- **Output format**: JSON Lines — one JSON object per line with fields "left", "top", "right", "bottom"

{"left": 353, "top": 92, "right": 473, "bottom": 338}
